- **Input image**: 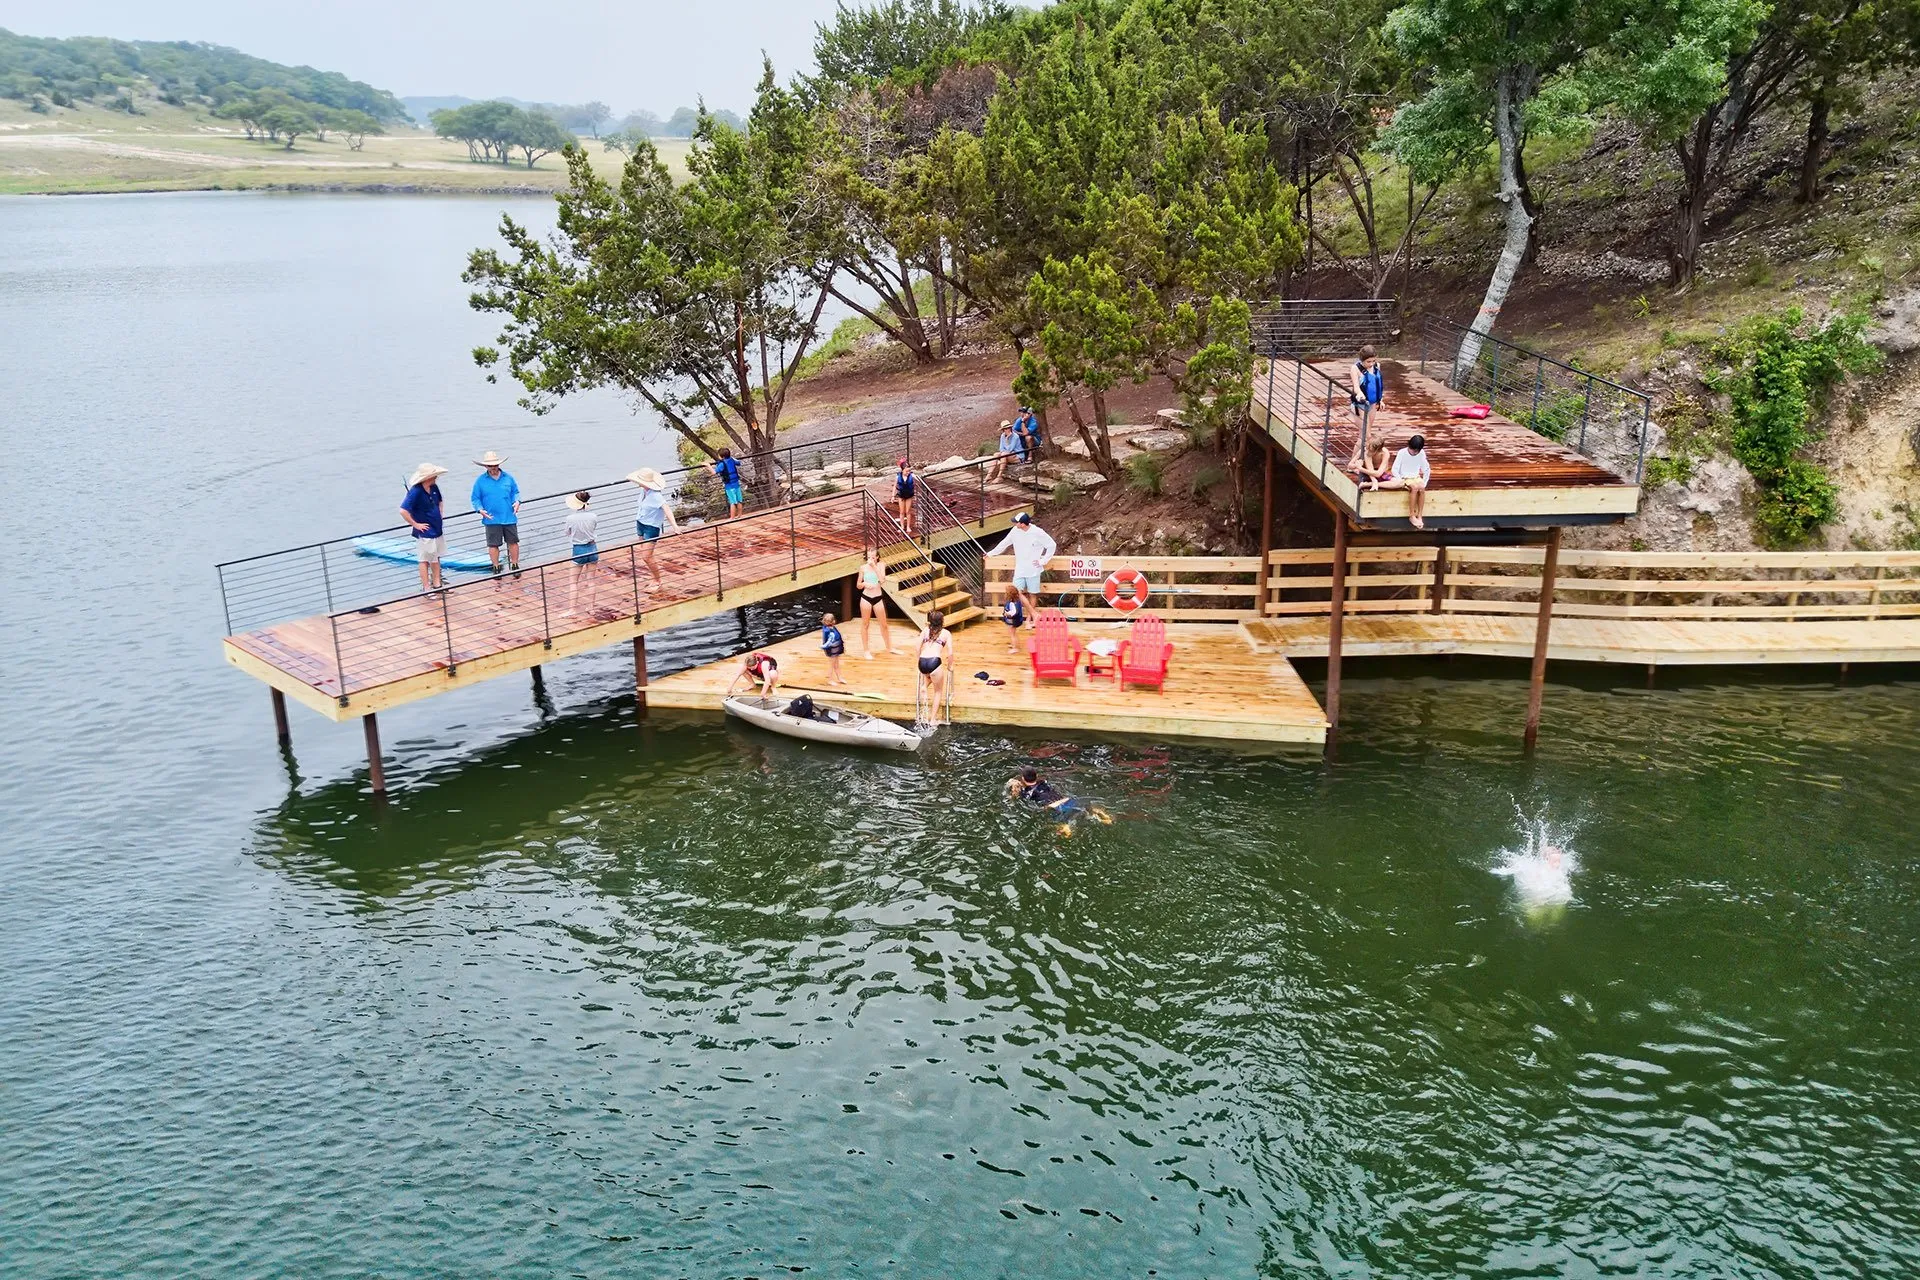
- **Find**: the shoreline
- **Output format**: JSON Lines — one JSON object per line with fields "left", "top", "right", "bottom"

{"left": 4, "top": 181, "right": 560, "bottom": 198}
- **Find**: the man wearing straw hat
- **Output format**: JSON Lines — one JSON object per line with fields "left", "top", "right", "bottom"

{"left": 628, "top": 467, "right": 679, "bottom": 592}
{"left": 470, "top": 449, "right": 522, "bottom": 575}
{"left": 398, "top": 462, "right": 449, "bottom": 595}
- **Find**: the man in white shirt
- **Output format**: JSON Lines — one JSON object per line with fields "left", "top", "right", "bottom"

{"left": 989, "top": 512, "right": 1056, "bottom": 624}
{"left": 1376, "top": 432, "right": 1432, "bottom": 529}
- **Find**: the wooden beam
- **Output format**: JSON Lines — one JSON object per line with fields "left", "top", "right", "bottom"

{"left": 1429, "top": 542, "right": 1448, "bottom": 614}
{"left": 1326, "top": 516, "right": 1348, "bottom": 756}
{"left": 1523, "top": 527, "right": 1561, "bottom": 750}
{"left": 841, "top": 574, "right": 854, "bottom": 621}
{"left": 363, "top": 712, "right": 385, "bottom": 795}
{"left": 633, "top": 634, "right": 649, "bottom": 713}
{"left": 270, "top": 688, "right": 290, "bottom": 745}
{"left": 1256, "top": 439, "right": 1276, "bottom": 612}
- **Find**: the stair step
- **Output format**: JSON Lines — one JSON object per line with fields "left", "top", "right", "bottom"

{"left": 923, "top": 589, "right": 973, "bottom": 613}
{"left": 941, "top": 606, "right": 987, "bottom": 629}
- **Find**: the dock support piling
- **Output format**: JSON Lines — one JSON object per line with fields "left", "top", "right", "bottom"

{"left": 842, "top": 574, "right": 854, "bottom": 621}
{"left": 1523, "top": 528, "right": 1562, "bottom": 750}
{"left": 270, "top": 688, "right": 290, "bottom": 745}
{"left": 1430, "top": 542, "right": 1448, "bottom": 614}
{"left": 1255, "top": 442, "right": 1275, "bottom": 616}
{"left": 633, "top": 635, "right": 649, "bottom": 713}
{"left": 363, "top": 712, "right": 385, "bottom": 795}
{"left": 1325, "top": 517, "right": 1348, "bottom": 756}
{"left": 1646, "top": 664, "right": 1656, "bottom": 688}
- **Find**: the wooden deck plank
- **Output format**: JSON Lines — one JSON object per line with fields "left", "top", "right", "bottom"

{"left": 646, "top": 620, "right": 1329, "bottom": 744}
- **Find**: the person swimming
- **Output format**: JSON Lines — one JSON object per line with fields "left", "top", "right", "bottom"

{"left": 1008, "top": 765, "right": 1113, "bottom": 834}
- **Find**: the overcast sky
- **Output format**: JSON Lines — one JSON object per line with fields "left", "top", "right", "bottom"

{"left": 1, "top": 0, "right": 850, "bottom": 112}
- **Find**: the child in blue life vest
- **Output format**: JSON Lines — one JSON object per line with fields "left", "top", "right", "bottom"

{"left": 1001, "top": 586, "right": 1026, "bottom": 652}
{"left": 708, "top": 448, "right": 745, "bottom": 517}
{"left": 821, "top": 613, "right": 848, "bottom": 687}
{"left": 1346, "top": 344, "right": 1385, "bottom": 472}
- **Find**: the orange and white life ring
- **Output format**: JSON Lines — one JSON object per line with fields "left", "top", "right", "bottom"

{"left": 1103, "top": 568, "right": 1150, "bottom": 613}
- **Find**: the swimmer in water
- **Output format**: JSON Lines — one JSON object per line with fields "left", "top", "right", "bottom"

{"left": 1008, "top": 765, "right": 1113, "bottom": 835}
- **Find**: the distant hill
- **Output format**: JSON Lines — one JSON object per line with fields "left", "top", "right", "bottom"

{"left": 0, "top": 28, "right": 407, "bottom": 121}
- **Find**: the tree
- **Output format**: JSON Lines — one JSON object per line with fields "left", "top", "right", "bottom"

{"left": 433, "top": 100, "right": 534, "bottom": 164}
{"left": 331, "top": 108, "right": 381, "bottom": 150}
{"left": 811, "top": 0, "right": 1013, "bottom": 86}
{"left": 259, "top": 104, "right": 314, "bottom": 149}
{"left": 579, "top": 100, "right": 610, "bottom": 136}
{"left": 1383, "top": 0, "right": 1606, "bottom": 368}
{"left": 618, "top": 108, "right": 663, "bottom": 136}
{"left": 466, "top": 65, "right": 838, "bottom": 468}
{"left": 512, "top": 111, "right": 574, "bottom": 167}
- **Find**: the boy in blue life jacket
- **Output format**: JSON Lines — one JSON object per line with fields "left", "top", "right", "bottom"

{"left": 1345, "top": 345, "right": 1385, "bottom": 472}
{"left": 708, "top": 448, "right": 745, "bottom": 517}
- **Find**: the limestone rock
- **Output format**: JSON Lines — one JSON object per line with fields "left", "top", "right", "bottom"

{"left": 1127, "top": 428, "right": 1189, "bottom": 454}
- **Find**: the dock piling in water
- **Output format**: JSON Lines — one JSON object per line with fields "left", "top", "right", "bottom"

{"left": 363, "top": 712, "right": 385, "bottom": 795}
{"left": 271, "top": 688, "right": 290, "bottom": 745}
{"left": 1524, "top": 528, "right": 1562, "bottom": 750}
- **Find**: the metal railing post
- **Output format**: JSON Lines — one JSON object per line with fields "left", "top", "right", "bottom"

{"left": 329, "top": 613, "right": 348, "bottom": 706}
{"left": 1635, "top": 400, "right": 1652, "bottom": 485}
{"left": 1292, "top": 357, "right": 1304, "bottom": 451}
{"left": 1320, "top": 398, "right": 1331, "bottom": 484}
{"left": 1487, "top": 343, "right": 1501, "bottom": 407}
{"left": 441, "top": 589, "right": 458, "bottom": 676}
{"left": 789, "top": 506, "right": 798, "bottom": 580}
{"left": 713, "top": 525, "right": 724, "bottom": 601}
{"left": 1530, "top": 360, "right": 1545, "bottom": 427}
{"left": 1577, "top": 380, "right": 1594, "bottom": 455}
{"left": 629, "top": 544, "right": 642, "bottom": 621}
{"left": 219, "top": 568, "right": 235, "bottom": 637}
{"left": 319, "top": 543, "right": 336, "bottom": 614}
{"left": 978, "top": 464, "right": 986, "bottom": 529}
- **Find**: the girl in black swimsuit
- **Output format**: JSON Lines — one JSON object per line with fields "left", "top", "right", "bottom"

{"left": 857, "top": 547, "right": 895, "bottom": 658}
{"left": 915, "top": 609, "right": 952, "bottom": 722}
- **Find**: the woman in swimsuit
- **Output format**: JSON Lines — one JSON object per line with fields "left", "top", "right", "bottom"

{"left": 894, "top": 459, "right": 917, "bottom": 535}
{"left": 857, "top": 547, "right": 896, "bottom": 659}
{"left": 915, "top": 608, "right": 953, "bottom": 722}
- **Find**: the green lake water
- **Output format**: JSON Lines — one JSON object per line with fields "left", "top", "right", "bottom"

{"left": 3, "top": 193, "right": 1918, "bottom": 1278}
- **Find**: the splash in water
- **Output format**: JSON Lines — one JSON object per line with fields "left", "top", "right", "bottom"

{"left": 1490, "top": 816, "right": 1580, "bottom": 910}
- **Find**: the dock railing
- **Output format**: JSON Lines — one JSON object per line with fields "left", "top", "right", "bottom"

{"left": 216, "top": 423, "right": 912, "bottom": 636}
{"left": 1252, "top": 351, "right": 1364, "bottom": 488}
{"left": 1251, "top": 298, "right": 1398, "bottom": 359}
{"left": 1262, "top": 546, "right": 1920, "bottom": 619}
{"left": 986, "top": 554, "right": 1263, "bottom": 622}
{"left": 1414, "top": 315, "right": 1652, "bottom": 485}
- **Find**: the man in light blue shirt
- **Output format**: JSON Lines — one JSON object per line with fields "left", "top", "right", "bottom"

{"left": 470, "top": 449, "right": 522, "bottom": 574}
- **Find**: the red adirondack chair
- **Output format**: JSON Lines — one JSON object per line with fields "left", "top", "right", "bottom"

{"left": 1116, "top": 614, "right": 1174, "bottom": 690}
{"left": 1027, "top": 609, "right": 1082, "bottom": 684}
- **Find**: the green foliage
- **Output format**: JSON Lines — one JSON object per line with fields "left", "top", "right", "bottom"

{"left": 432, "top": 101, "right": 575, "bottom": 167}
{"left": 1642, "top": 452, "right": 1697, "bottom": 487}
{"left": 1050, "top": 480, "right": 1077, "bottom": 504}
{"left": 0, "top": 27, "right": 406, "bottom": 119}
{"left": 810, "top": 0, "right": 1013, "bottom": 88}
{"left": 1125, "top": 452, "right": 1164, "bottom": 495}
{"left": 1707, "top": 306, "right": 1880, "bottom": 544}
{"left": 1188, "top": 463, "right": 1226, "bottom": 497}
{"left": 1516, "top": 389, "right": 1587, "bottom": 442}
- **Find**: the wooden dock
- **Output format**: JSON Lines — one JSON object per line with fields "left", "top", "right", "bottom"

{"left": 1250, "top": 358, "right": 1641, "bottom": 528}
{"left": 645, "top": 620, "right": 1330, "bottom": 745}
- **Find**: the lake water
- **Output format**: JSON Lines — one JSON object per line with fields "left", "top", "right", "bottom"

{"left": 4, "top": 193, "right": 1919, "bottom": 1278}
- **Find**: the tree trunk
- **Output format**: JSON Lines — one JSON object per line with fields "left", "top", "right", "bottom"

{"left": 1514, "top": 143, "right": 1543, "bottom": 264}
{"left": 1667, "top": 114, "right": 1717, "bottom": 290}
{"left": 1456, "top": 66, "right": 1534, "bottom": 375}
{"left": 1798, "top": 87, "right": 1830, "bottom": 204}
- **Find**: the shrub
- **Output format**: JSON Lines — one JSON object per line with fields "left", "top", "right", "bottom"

{"left": 1642, "top": 454, "right": 1696, "bottom": 488}
{"left": 1188, "top": 464, "right": 1226, "bottom": 498}
{"left": 1754, "top": 459, "right": 1838, "bottom": 546}
{"left": 1050, "top": 480, "right": 1075, "bottom": 504}
{"left": 1125, "top": 453, "right": 1163, "bottom": 496}
{"left": 1518, "top": 390, "right": 1586, "bottom": 443}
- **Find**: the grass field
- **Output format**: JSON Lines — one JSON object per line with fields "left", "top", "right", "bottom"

{"left": 0, "top": 98, "right": 691, "bottom": 195}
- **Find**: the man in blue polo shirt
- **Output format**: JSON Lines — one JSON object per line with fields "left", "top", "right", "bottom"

{"left": 398, "top": 462, "right": 448, "bottom": 594}
{"left": 470, "top": 449, "right": 522, "bottom": 574}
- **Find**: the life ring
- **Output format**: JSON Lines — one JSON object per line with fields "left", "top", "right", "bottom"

{"left": 1103, "top": 568, "right": 1150, "bottom": 613}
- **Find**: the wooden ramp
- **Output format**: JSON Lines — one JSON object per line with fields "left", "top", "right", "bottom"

{"left": 647, "top": 620, "right": 1329, "bottom": 745}
{"left": 1251, "top": 358, "right": 1640, "bottom": 528}
{"left": 1243, "top": 614, "right": 1920, "bottom": 666}
{"left": 224, "top": 468, "right": 1032, "bottom": 721}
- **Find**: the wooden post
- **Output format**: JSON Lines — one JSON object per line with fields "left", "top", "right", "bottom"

{"left": 270, "top": 688, "right": 290, "bottom": 745}
{"left": 1429, "top": 543, "right": 1448, "bottom": 614}
{"left": 1523, "top": 528, "right": 1562, "bottom": 750}
{"left": 1255, "top": 441, "right": 1276, "bottom": 619}
{"left": 841, "top": 574, "right": 855, "bottom": 621}
{"left": 363, "top": 712, "right": 385, "bottom": 795}
{"left": 633, "top": 634, "right": 649, "bottom": 712}
{"left": 1325, "top": 517, "right": 1348, "bottom": 755}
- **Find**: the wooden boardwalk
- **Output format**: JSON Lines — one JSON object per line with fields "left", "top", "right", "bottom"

{"left": 1244, "top": 614, "right": 1920, "bottom": 666}
{"left": 224, "top": 470, "right": 1032, "bottom": 720}
{"left": 1251, "top": 358, "right": 1640, "bottom": 527}
{"left": 647, "top": 620, "right": 1329, "bottom": 744}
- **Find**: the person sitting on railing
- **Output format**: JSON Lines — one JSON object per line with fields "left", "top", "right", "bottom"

{"left": 988, "top": 420, "right": 1019, "bottom": 482}
{"left": 707, "top": 448, "right": 745, "bottom": 518}
{"left": 398, "top": 462, "right": 449, "bottom": 595}
{"left": 1344, "top": 344, "right": 1385, "bottom": 471}
{"left": 1374, "top": 433, "right": 1432, "bottom": 529}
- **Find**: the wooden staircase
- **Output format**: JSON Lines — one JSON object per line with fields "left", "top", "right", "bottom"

{"left": 880, "top": 539, "right": 986, "bottom": 630}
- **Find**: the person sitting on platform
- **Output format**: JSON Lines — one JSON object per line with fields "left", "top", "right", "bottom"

{"left": 1008, "top": 765, "right": 1113, "bottom": 836}
{"left": 1344, "top": 345, "right": 1385, "bottom": 471}
{"left": 1354, "top": 437, "right": 1393, "bottom": 488}
{"left": 1015, "top": 408, "right": 1041, "bottom": 462}
{"left": 988, "top": 420, "right": 1019, "bottom": 482}
{"left": 728, "top": 650, "right": 781, "bottom": 698}
{"left": 1374, "top": 432, "right": 1432, "bottom": 529}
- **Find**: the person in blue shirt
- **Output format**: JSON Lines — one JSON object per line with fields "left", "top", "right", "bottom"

{"left": 627, "top": 467, "right": 680, "bottom": 592}
{"left": 1345, "top": 346, "right": 1385, "bottom": 472}
{"left": 1015, "top": 408, "right": 1041, "bottom": 462}
{"left": 708, "top": 448, "right": 745, "bottom": 517}
{"left": 397, "top": 462, "right": 448, "bottom": 594}
{"left": 988, "top": 420, "right": 1019, "bottom": 482}
{"left": 469, "top": 450, "right": 522, "bottom": 575}
{"left": 820, "top": 612, "right": 848, "bottom": 687}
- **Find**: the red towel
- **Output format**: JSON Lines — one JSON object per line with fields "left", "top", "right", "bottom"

{"left": 1449, "top": 403, "right": 1491, "bottom": 419}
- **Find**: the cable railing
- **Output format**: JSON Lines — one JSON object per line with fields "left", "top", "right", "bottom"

{"left": 1254, "top": 350, "right": 1361, "bottom": 488}
{"left": 1252, "top": 297, "right": 1399, "bottom": 360}
{"left": 1413, "top": 315, "right": 1651, "bottom": 484}
{"left": 217, "top": 423, "right": 912, "bottom": 636}
{"left": 916, "top": 474, "right": 992, "bottom": 611}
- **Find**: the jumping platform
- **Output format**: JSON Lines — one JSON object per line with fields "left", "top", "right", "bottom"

{"left": 645, "top": 620, "right": 1330, "bottom": 745}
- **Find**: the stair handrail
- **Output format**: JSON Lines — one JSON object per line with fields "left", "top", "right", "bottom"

{"left": 914, "top": 472, "right": 991, "bottom": 610}
{"left": 865, "top": 495, "right": 946, "bottom": 625}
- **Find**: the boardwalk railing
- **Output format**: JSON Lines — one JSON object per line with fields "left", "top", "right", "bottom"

{"left": 1263, "top": 547, "right": 1920, "bottom": 619}
{"left": 986, "top": 555, "right": 1263, "bottom": 622}
{"left": 1414, "top": 315, "right": 1652, "bottom": 484}
{"left": 216, "top": 423, "right": 913, "bottom": 636}
{"left": 1253, "top": 353, "right": 1368, "bottom": 488}
{"left": 1252, "top": 298, "right": 1398, "bottom": 359}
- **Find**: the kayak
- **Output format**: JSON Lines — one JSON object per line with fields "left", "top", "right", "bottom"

{"left": 723, "top": 695, "right": 922, "bottom": 752}
{"left": 350, "top": 535, "right": 495, "bottom": 573}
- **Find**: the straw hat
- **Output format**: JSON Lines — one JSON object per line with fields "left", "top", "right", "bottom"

{"left": 473, "top": 449, "right": 508, "bottom": 468}
{"left": 627, "top": 467, "right": 666, "bottom": 490}
{"left": 1000, "top": 419, "right": 1013, "bottom": 429}
{"left": 408, "top": 462, "right": 448, "bottom": 486}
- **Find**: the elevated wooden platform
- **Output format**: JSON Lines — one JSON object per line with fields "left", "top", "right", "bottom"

{"left": 1250, "top": 358, "right": 1640, "bottom": 529}
{"left": 224, "top": 469, "right": 1031, "bottom": 722}
{"left": 1243, "top": 614, "right": 1920, "bottom": 666}
{"left": 646, "top": 620, "right": 1329, "bottom": 744}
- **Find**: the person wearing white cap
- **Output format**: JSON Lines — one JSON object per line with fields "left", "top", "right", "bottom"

{"left": 628, "top": 467, "right": 680, "bottom": 592}
{"left": 469, "top": 449, "right": 521, "bottom": 575}
{"left": 398, "top": 463, "right": 449, "bottom": 594}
